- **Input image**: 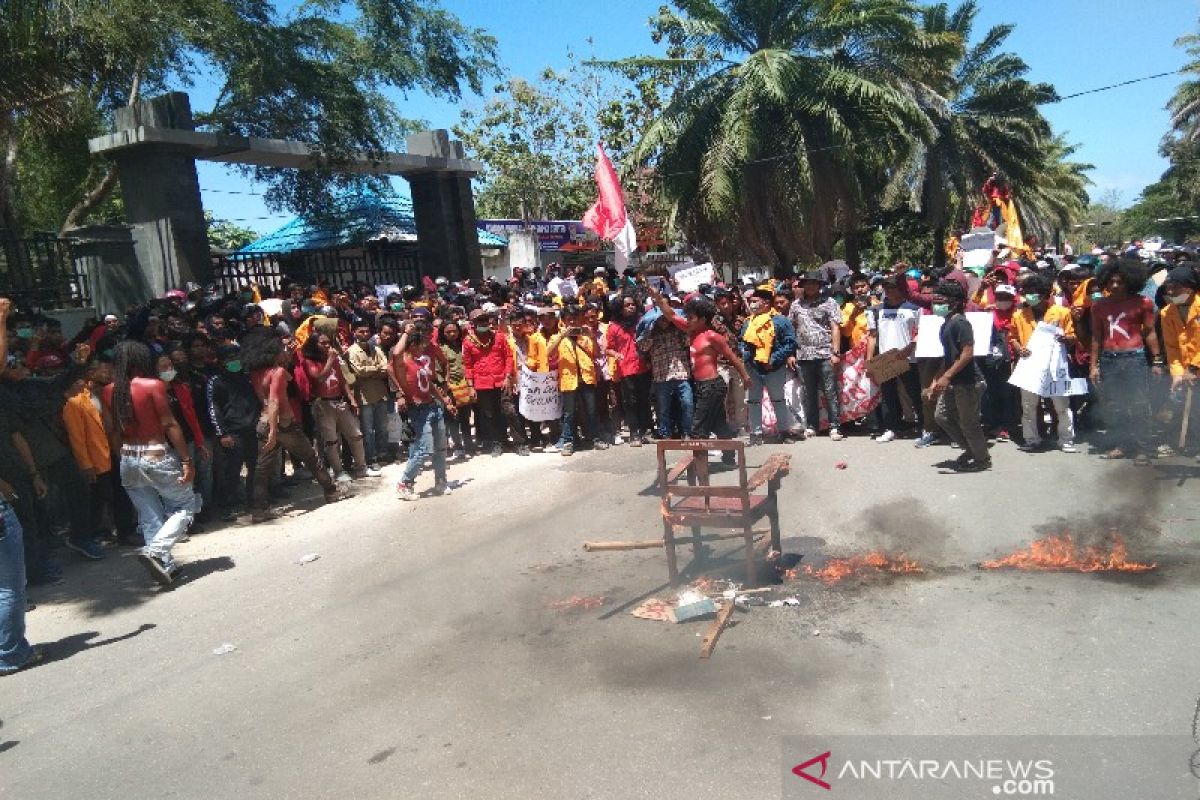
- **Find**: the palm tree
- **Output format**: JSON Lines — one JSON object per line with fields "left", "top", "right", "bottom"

{"left": 1167, "top": 28, "right": 1200, "bottom": 146}
{"left": 622, "top": 0, "right": 955, "bottom": 273}
{"left": 886, "top": 1, "right": 1057, "bottom": 268}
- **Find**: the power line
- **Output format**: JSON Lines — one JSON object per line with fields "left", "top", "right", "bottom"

{"left": 655, "top": 67, "right": 1188, "bottom": 178}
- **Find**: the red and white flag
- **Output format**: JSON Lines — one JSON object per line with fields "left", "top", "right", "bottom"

{"left": 582, "top": 143, "right": 637, "bottom": 270}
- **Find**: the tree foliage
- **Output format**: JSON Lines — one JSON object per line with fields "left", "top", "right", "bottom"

{"left": 205, "top": 212, "right": 259, "bottom": 251}
{"left": 0, "top": 0, "right": 499, "bottom": 234}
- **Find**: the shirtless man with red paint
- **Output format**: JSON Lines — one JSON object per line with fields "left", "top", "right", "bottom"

{"left": 242, "top": 329, "right": 341, "bottom": 523}
{"left": 651, "top": 286, "right": 750, "bottom": 462}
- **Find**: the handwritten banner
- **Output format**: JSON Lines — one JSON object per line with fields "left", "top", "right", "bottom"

{"left": 518, "top": 368, "right": 562, "bottom": 421}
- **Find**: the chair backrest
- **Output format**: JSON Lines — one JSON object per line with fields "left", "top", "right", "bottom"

{"left": 656, "top": 439, "right": 750, "bottom": 515}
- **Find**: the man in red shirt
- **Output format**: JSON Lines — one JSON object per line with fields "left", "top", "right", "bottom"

{"left": 393, "top": 321, "right": 451, "bottom": 500}
{"left": 606, "top": 294, "right": 653, "bottom": 445}
{"left": 1089, "top": 259, "right": 1163, "bottom": 464}
{"left": 301, "top": 332, "right": 368, "bottom": 481}
{"left": 462, "top": 309, "right": 523, "bottom": 456}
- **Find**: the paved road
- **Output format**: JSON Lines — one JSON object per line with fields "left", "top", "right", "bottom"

{"left": 4, "top": 435, "right": 1199, "bottom": 799}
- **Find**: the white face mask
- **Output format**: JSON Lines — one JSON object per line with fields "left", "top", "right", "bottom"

{"left": 158, "top": 369, "right": 177, "bottom": 383}
{"left": 995, "top": 300, "right": 1014, "bottom": 310}
{"left": 1170, "top": 293, "right": 1192, "bottom": 306}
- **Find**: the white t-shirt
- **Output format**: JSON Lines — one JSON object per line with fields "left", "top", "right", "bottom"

{"left": 869, "top": 303, "right": 922, "bottom": 358}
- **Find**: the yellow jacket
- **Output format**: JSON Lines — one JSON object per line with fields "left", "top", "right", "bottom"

{"left": 1161, "top": 295, "right": 1200, "bottom": 377}
{"left": 550, "top": 333, "right": 597, "bottom": 391}
{"left": 510, "top": 332, "right": 548, "bottom": 373}
{"left": 63, "top": 388, "right": 111, "bottom": 474}
{"left": 1009, "top": 304, "right": 1075, "bottom": 350}
{"left": 839, "top": 301, "right": 871, "bottom": 348}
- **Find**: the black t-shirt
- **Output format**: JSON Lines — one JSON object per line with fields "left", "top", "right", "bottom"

{"left": 940, "top": 314, "right": 983, "bottom": 386}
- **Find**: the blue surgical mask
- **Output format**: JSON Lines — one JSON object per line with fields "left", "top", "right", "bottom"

{"left": 1025, "top": 293, "right": 1042, "bottom": 306}
{"left": 15, "top": 328, "right": 32, "bottom": 339}
{"left": 932, "top": 304, "right": 950, "bottom": 318}
{"left": 225, "top": 360, "right": 243, "bottom": 373}
{"left": 158, "top": 369, "right": 177, "bottom": 382}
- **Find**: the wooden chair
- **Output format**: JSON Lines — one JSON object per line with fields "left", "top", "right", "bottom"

{"left": 656, "top": 439, "right": 790, "bottom": 586}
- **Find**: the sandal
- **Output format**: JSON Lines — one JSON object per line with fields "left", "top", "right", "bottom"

{"left": 1100, "top": 448, "right": 1126, "bottom": 460}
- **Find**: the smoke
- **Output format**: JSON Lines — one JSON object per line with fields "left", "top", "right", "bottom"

{"left": 851, "top": 498, "right": 953, "bottom": 563}
{"left": 1030, "top": 467, "right": 1163, "bottom": 550}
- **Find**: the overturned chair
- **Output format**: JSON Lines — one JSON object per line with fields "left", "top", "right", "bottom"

{"left": 583, "top": 440, "right": 790, "bottom": 585}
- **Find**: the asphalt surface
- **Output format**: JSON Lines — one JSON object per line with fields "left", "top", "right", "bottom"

{"left": 4, "top": 432, "right": 1200, "bottom": 799}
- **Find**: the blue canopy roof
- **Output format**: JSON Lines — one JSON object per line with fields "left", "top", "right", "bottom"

{"left": 236, "top": 193, "right": 507, "bottom": 254}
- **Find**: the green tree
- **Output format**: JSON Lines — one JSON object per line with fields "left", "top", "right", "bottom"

{"left": 205, "top": 212, "right": 259, "bottom": 251}
{"left": 454, "top": 70, "right": 594, "bottom": 220}
{"left": 0, "top": 0, "right": 498, "bottom": 235}
{"left": 618, "top": 0, "right": 957, "bottom": 273}
{"left": 1120, "top": 181, "right": 1200, "bottom": 243}
{"left": 1161, "top": 23, "right": 1200, "bottom": 209}
{"left": 886, "top": 1, "right": 1060, "bottom": 267}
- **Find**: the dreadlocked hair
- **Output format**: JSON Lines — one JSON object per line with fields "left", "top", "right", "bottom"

{"left": 111, "top": 340, "right": 153, "bottom": 430}
{"left": 935, "top": 280, "right": 967, "bottom": 309}
{"left": 241, "top": 327, "right": 285, "bottom": 372}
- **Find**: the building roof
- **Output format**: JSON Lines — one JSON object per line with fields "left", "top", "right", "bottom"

{"left": 236, "top": 192, "right": 507, "bottom": 254}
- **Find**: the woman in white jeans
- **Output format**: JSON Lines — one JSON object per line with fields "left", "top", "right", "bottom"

{"left": 103, "top": 341, "right": 197, "bottom": 586}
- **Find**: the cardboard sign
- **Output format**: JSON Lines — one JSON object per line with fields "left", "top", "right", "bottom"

{"left": 865, "top": 349, "right": 911, "bottom": 384}
{"left": 518, "top": 368, "right": 562, "bottom": 421}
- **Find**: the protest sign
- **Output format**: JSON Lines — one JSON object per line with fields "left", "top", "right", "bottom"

{"left": 913, "top": 312, "right": 993, "bottom": 359}
{"left": 1008, "top": 322, "right": 1085, "bottom": 396}
{"left": 864, "top": 349, "right": 911, "bottom": 384}
{"left": 668, "top": 262, "right": 715, "bottom": 293}
{"left": 518, "top": 369, "right": 562, "bottom": 421}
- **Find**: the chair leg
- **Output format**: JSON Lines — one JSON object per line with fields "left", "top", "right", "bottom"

{"left": 663, "top": 520, "right": 679, "bottom": 586}
{"left": 743, "top": 525, "right": 756, "bottom": 586}
{"left": 767, "top": 490, "right": 782, "bottom": 554}
{"left": 691, "top": 525, "right": 705, "bottom": 562}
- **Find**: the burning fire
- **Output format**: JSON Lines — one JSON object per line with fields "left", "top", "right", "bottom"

{"left": 981, "top": 533, "right": 1156, "bottom": 573}
{"left": 804, "top": 552, "right": 924, "bottom": 584}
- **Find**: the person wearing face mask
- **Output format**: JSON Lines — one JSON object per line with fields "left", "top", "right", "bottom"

{"left": 1008, "top": 276, "right": 1077, "bottom": 453}
{"left": 840, "top": 275, "right": 874, "bottom": 351}
{"left": 924, "top": 280, "right": 990, "bottom": 472}
{"left": 867, "top": 275, "right": 922, "bottom": 443}
{"left": 1159, "top": 265, "right": 1200, "bottom": 455}
{"left": 347, "top": 321, "right": 389, "bottom": 475}
{"left": 205, "top": 343, "right": 263, "bottom": 522}
{"left": 738, "top": 288, "right": 798, "bottom": 445}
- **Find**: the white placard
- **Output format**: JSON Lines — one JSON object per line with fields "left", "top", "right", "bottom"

{"left": 1007, "top": 322, "right": 1083, "bottom": 397}
{"left": 913, "top": 312, "right": 994, "bottom": 359}
{"left": 668, "top": 262, "right": 714, "bottom": 293}
{"left": 518, "top": 368, "right": 562, "bottom": 421}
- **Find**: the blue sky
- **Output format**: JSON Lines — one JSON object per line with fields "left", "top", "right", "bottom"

{"left": 195, "top": 0, "right": 1200, "bottom": 233}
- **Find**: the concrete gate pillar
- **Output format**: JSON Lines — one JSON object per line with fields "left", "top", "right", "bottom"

{"left": 109, "top": 92, "right": 212, "bottom": 293}
{"left": 406, "top": 131, "right": 483, "bottom": 283}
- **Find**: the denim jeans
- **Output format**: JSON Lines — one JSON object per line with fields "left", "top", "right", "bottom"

{"left": 119, "top": 451, "right": 197, "bottom": 571}
{"left": 1097, "top": 350, "right": 1152, "bottom": 454}
{"left": 0, "top": 500, "right": 33, "bottom": 673}
{"left": 401, "top": 403, "right": 448, "bottom": 486}
{"left": 558, "top": 386, "right": 598, "bottom": 445}
{"left": 797, "top": 358, "right": 840, "bottom": 430}
{"left": 358, "top": 399, "right": 391, "bottom": 465}
{"left": 747, "top": 367, "right": 793, "bottom": 436}
{"left": 653, "top": 379, "right": 694, "bottom": 437}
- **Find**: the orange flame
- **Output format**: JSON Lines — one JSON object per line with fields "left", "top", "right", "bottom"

{"left": 981, "top": 533, "right": 1156, "bottom": 573}
{"left": 804, "top": 552, "right": 924, "bottom": 584}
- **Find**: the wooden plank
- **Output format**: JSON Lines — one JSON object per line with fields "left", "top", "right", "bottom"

{"left": 665, "top": 453, "right": 695, "bottom": 484}
{"left": 666, "top": 485, "right": 747, "bottom": 498}
{"left": 699, "top": 600, "right": 737, "bottom": 659}
{"left": 746, "top": 453, "right": 791, "bottom": 492}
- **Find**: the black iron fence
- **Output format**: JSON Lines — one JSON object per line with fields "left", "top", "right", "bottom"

{"left": 0, "top": 233, "right": 91, "bottom": 309}
{"left": 213, "top": 243, "right": 421, "bottom": 294}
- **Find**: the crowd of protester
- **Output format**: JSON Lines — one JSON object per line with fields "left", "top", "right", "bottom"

{"left": 2, "top": 247, "right": 1199, "bottom": 673}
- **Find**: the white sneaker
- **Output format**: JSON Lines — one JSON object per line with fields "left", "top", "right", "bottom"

{"left": 829, "top": 429, "right": 846, "bottom": 442}
{"left": 336, "top": 472, "right": 352, "bottom": 484}
{"left": 366, "top": 465, "right": 383, "bottom": 477}
{"left": 802, "top": 428, "right": 815, "bottom": 439}
{"left": 876, "top": 430, "right": 896, "bottom": 443}
{"left": 1061, "top": 441, "right": 1079, "bottom": 453}
{"left": 612, "top": 435, "right": 625, "bottom": 445}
